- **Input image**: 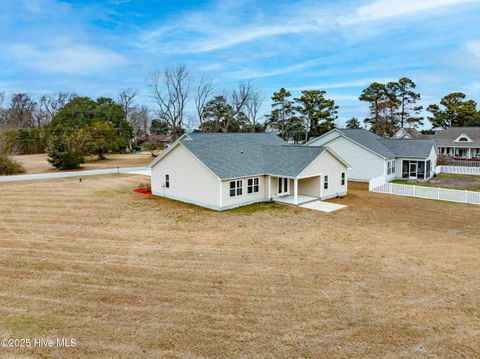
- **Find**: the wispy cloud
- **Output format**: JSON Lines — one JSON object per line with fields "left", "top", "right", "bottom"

{"left": 7, "top": 43, "right": 126, "bottom": 73}
{"left": 342, "top": 0, "right": 478, "bottom": 25}
{"left": 226, "top": 59, "right": 323, "bottom": 80}
{"left": 139, "top": 0, "right": 478, "bottom": 55}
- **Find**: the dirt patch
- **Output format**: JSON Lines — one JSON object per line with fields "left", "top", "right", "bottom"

{"left": 428, "top": 174, "right": 480, "bottom": 191}
{"left": 0, "top": 175, "right": 479, "bottom": 358}
{"left": 395, "top": 174, "right": 480, "bottom": 192}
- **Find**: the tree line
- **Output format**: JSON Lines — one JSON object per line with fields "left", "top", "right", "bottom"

{"left": 1, "top": 64, "right": 480, "bottom": 173}
{"left": 354, "top": 78, "right": 480, "bottom": 136}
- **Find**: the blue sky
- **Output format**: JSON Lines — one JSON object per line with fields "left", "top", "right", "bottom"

{"left": 1, "top": 0, "right": 480, "bottom": 127}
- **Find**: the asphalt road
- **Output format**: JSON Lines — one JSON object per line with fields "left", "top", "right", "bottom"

{"left": 0, "top": 167, "right": 151, "bottom": 183}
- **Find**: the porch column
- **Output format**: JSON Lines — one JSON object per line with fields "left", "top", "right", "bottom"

{"left": 294, "top": 178, "right": 298, "bottom": 205}
{"left": 268, "top": 176, "right": 271, "bottom": 200}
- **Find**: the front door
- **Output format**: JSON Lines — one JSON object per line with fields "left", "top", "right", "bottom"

{"left": 278, "top": 177, "right": 289, "bottom": 195}
{"left": 409, "top": 162, "right": 417, "bottom": 179}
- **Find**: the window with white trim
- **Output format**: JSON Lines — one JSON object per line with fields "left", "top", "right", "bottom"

{"left": 341, "top": 172, "right": 345, "bottom": 186}
{"left": 165, "top": 174, "right": 170, "bottom": 188}
{"left": 387, "top": 160, "right": 395, "bottom": 175}
{"left": 324, "top": 175, "right": 329, "bottom": 190}
{"left": 247, "top": 177, "right": 259, "bottom": 194}
{"left": 229, "top": 180, "right": 243, "bottom": 197}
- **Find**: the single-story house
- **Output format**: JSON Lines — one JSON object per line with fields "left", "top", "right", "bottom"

{"left": 148, "top": 133, "right": 350, "bottom": 210}
{"left": 393, "top": 127, "right": 423, "bottom": 139}
{"left": 138, "top": 134, "right": 173, "bottom": 146}
{"left": 307, "top": 128, "right": 438, "bottom": 182}
{"left": 431, "top": 127, "right": 480, "bottom": 159}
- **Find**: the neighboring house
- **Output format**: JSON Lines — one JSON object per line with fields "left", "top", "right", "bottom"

{"left": 393, "top": 127, "right": 422, "bottom": 139}
{"left": 431, "top": 127, "right": 480, "bottom": 159}
{"left": 139, "top": 134, "right": 173, "bottom": 146}
{"left": 307, "top": 129, "right": 437, "bottom": 182}
{"left": 148, "top": 133, "right": 349, "bottom": 210}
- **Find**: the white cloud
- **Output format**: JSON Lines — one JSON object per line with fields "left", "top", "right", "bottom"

{"left": 290, "top": 78, "right": 393, "bottom": 91}
{"left": 8, "top": 43, "right": 126, "bottom": 73}
{"left": 227, "top": 59, "right": 322, "bottom": 80}
{"left": 465, "top": 40, "right": 480, "bottom": 59}
{"left": 343, "top": 0, "right": 478, "bottom": 25}
{"left": 138, "top": 0, "right": 478, "bottom": 54}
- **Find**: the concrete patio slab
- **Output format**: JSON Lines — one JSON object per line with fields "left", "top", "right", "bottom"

{"left": 273, "top": 194, "right": 318, "bottom": 205}
{"left": 300, "top": 200, "right": 346, "bottom": 212}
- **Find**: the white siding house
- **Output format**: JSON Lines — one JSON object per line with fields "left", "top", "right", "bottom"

{"left": 149, "top": 133, "right": 350, "bottom": 210}
{"left": 307, "top": 129, "right": 438, "bottom": 182}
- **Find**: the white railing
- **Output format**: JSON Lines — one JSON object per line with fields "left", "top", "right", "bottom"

{"left": 368, "top": 175, "right": 386, "bottom": 191}
{"left": 436, "top": 166, "right": 480, "bottom": 176}
{"left": 370, "top": 182, "right": 480, "bottom": 206}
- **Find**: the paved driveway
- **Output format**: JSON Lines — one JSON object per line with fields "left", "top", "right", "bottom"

{"left": 0, "top": 167, "right": 151, "bottom": 183}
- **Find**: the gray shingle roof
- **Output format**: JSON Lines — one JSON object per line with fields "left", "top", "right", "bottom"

{"left": 432, "top": 127, "right": 480, "bottom": 148}
{"left": 180, "top": 133, "right": 328, "bottom": 179}
{"left": 336, "top": 129, "right": 395, "bottom": 158}
{"left": 335, "top": 129, "right": 435, "bottom": 158}
{"left": 379, "top": 139, "right": 435, "bottom": 158}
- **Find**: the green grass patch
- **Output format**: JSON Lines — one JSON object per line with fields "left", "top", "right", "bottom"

{"left": 5, "top": 313, "right": 59, "bottom": 338}
{"left": 229, "top": 201, "right": 287, "bottom": 215}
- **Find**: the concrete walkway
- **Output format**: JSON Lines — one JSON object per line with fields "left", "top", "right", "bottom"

{"left": 0, "top": 166, "right": 151, "bottom": 183}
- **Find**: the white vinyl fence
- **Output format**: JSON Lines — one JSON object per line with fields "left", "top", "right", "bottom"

{"left": 368, "top": 175, "right": 386, "bottom": 191}
{"left": 436, "top": 166, "right": 480, "bottom": 176}
{"left": 371, "top": 182, "right": 480, "bottom": 206}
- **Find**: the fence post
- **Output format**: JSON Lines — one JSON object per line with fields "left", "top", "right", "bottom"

{"left": 413, "top": 185, "right": 416, "bottom": 198}
{"left": 437, "top": 188, "right": 440, "bottom": 200}
{"left": 465, "top": 190, "right": 468, "bottom": 203}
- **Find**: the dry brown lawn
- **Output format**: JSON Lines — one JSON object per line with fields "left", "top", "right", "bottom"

{"left": 0, "top": 178, "right": 479, "bottom": 358}
{"left": 12, "top": 153, "right": 153, "bottom": 174}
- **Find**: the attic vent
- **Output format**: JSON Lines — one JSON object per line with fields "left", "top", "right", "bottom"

{"left": 240, "top": 150, "right": 244, "bottom": 154}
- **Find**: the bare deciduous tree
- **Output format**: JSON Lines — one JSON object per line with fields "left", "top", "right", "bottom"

{"left": 194, "top": 78, "right": 213, "bottom": 131}
{"left": 218, "top": 82, "right": 252, "bottom": 133}
{"left": 118, "top": 88, "right": 137, "bottom": 122}
{"left": 6, "top": 93, "right": 37, "bottom": 129}
{"left": 150, "top": 64, "right": 190, "bottom": 141}
{"left": 130, "top": 105, "right": 150, "bottom": 138}
{"left": 0, "top": 92, "right": 5, "bottom": 130}
{"left": 245, "top": 89, "right": 263, "bottom": 132}
{"left": 40, "top": 92, "right": 74, "bottom": 123}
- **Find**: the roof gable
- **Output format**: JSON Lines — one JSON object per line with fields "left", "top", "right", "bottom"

{"left": 433, "top": 127, "right": 480, "bottom": 147}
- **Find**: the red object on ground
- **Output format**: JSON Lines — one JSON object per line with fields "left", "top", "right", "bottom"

{"left": 134, "top": 188, "right": 152, "bottom": 195}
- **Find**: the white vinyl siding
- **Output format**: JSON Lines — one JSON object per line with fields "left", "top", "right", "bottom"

{"left": 299, "top": 150, "right": 348, "bottom": 199}
{"left": 308, "top": 135, "right": 384, "bottom": 182}
{"left": 151, "top": 144, "right": 220, "bottom": 209}
{"left": 221, "top": 175, "right": 268, "bottom": 209}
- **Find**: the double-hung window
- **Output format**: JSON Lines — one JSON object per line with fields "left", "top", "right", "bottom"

{"left": 341, "top": 172, "right": 345, "bottom": 186}
{"left": 247, "top": 178, "right": 259, "bottom": 194}
{"left": 324, "top": 175, "right": 329, "bottom": 190}
{"left": 229, "top": 180, "right": 243, "bottom": 197}
{"left": 165, "top": 174, "right": 170, "bottom": 188}
{"left": 387, "top": 160, "right": 395, "bottom": 175}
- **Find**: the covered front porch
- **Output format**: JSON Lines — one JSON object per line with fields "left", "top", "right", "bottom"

{"left": 274, "top": 194, "right": 318, "bottom": 205}
{"left": 268, "top": 175, "right": 323, "bottom": 206}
